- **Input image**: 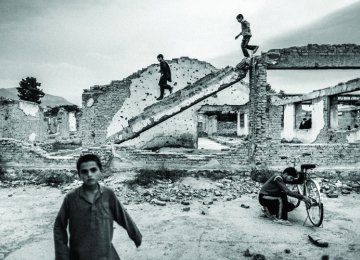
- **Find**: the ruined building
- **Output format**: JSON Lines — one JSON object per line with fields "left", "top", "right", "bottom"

{"left": 0, "top": 97, "right": 81, "bottom": 143}
{"left": 1, "top": 44, "right": 360, "bottom": 181}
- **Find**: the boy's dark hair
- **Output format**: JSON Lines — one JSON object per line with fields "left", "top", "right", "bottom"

{"left": 76, "top": 154, "right": 102, "bottom": 172}
{"left": 157, "top": 54, "right": 164, "bottom": 59}
{"left": 283, "top": 167, "right": 297, "bottom": 177}
{"left": 236, "top": 14, "right": 244, "bottom": 20}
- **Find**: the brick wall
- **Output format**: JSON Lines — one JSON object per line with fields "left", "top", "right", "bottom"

{"left": 0, "top": 138, "right": 75, "bottom": 169}
{"left": 112, "top": 146, "right": 250, "bottom": 171}
{"left": 81, "top": 81, "right": 132, "bottom": 145}
{"left": 217, "top": 121, "right": 237, "bottom": 136}
{"left": 1, "top": 138, "right": 359, "bottom": 181}
{"left": 339, "top": 110, "right": 359, "bottom": 129}
{"left": 248, "top": 59, "right": 283, "bottom": 167}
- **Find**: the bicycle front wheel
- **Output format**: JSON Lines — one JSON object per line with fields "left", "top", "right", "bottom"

{"left": 306, "top": 179, "right": 324, "bottom": 227}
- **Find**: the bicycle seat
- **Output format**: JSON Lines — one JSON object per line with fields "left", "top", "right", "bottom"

{"left": 301, "top": 164, "right": 316, "bottom": 171}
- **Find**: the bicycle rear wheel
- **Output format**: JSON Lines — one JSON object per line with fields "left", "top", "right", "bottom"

{"left": 288, "top": 185, "right": 302, "bottom": 208}
{"left": 306, "top": 179, "right": 324, "bottom": 227}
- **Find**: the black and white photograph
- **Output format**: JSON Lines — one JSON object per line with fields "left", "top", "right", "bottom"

{"left": 0, "top": 0, "right": 360, "bottom": 259}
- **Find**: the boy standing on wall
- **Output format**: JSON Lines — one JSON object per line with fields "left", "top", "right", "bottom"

{"left": 54, "top": 154, "right": 142, "bottom": 260}
{"left": 235, "top": 14, "right": 259, "bottom": 58}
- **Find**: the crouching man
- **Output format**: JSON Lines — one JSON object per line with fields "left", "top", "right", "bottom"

{"left": 258, "top": 167, "right": 311, "bottom": 226}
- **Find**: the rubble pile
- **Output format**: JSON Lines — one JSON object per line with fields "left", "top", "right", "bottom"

{"left": 60, "top": 176, "right": 262, "bottom": 206}
{"left": 319, "top": 178, "right": 360, "bottom": 198}
{"left": 3, "top": 173, "right": 359, "bottom": 205}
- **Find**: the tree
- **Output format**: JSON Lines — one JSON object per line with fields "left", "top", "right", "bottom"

{"left": 17, "top": 77, "right": 45, "bottom": 104}
{"left": 278, "top": 90, "right": 286, "bottom": 98}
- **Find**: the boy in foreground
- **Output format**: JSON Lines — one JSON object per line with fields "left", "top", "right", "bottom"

{"left": 258, "top": 167, "right": 312, "bottom": 226}
{"left": 54, "top": 154, "right": 142, "bottom": 260}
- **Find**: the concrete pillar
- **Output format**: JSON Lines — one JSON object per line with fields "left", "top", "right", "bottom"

{"left": 294, "top": 103, "right": 304, "bottom": 128}
{"left": 236, "top": 111, "right": 241, "bottom": 136}
{"left": 329, "top": 96, "right": 338, "bottom": 129}
{"left": 206, "top": 115, "right": 217, "bottom": 136}
{"left": 244, "top": 113, "right": 249, "bottom": 135}
{"left": 311, "top": 97, "right": 325, "bottom": 136}
{"left": 283, "top": 104, "right": 295, "bottom": 140}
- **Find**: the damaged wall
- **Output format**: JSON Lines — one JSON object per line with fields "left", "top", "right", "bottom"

{"left": 81, "top": 57, "right": 218, "bottom": 146}
{"left": 282, "top": 98, "right": 325, "bottom": 143}
{"left": 44, "top": 106, "right": 80, "bottom": 140}
{"left": 0, "top": 98, "right": 47, "bottom": 142}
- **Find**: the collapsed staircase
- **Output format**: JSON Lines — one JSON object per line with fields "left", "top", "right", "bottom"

{"left": 107, "top": 61, "right": 249, "bottom": 145}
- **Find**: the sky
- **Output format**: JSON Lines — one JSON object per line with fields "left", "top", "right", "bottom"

{"left": 0, "top": 0, "right": 359, "bottom": 105}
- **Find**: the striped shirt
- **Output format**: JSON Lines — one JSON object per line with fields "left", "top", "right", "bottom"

{"left": 259, "top": 174, "right": 284, "bottom": 196}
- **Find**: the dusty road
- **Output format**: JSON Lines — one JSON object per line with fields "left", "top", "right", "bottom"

{"left": 0, "top": 179, "right": 359, "bottom": 260}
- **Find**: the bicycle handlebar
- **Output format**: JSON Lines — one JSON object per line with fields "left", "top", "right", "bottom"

{"left": 301, "top": 164, "right": 316, "bottom": 171}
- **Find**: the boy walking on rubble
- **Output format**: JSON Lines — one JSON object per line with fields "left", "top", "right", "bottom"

{"left": 54, "top": 154, "right": 142, "bottom": 260}
{"left": 235, "top": 14, "right": 259, "bottom": 57}
{"left": 156, "top": 54, "right": 173, "bottom": 100}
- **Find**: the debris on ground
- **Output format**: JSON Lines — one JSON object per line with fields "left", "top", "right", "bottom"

{"left": 56, "top": 175, "right": 264, "bottom": 206}
{"left": 308, "top": 235, "right": 329, "bottom": 248}
{"left": 252, "top": 253, "right": 266, "bottom": 260}
{"left": 326, "top": 193, "right": 339, "bottom": 198}
{"left": 201, "top": 207, "right": 209, "bottom": 215}
{"left": 243, "top": 248, "right": 252, "bottom": 257}
{"left": 183, "top": 207, "right": 190, "bottom": 212}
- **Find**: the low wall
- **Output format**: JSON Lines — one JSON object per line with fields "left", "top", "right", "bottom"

{"left": 256, "top": 143, "right": 360, "bottom": 173}
{"left": 0, "top": 139, "right": 112, "bottom": 171}
{"left": 112, "top": 147, "right": 250, "bottom": 171}
{"left": 1, "top": 139, "right": 359, "bottom": 183}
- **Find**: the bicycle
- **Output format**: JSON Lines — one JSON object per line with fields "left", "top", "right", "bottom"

{"left": 288, "top": 163, "right": 324, "bottom": 227}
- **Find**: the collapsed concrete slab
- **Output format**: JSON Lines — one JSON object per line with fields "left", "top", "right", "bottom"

{"left": 273, "top": 78, "right": 360, "bottom": 105}
{"left": 107, "top": 66, "right": 246, "bottom": 146}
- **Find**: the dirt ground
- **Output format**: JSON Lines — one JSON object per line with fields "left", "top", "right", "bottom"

{"left": 0, "top": 177, "right": 359, "bottom": 260}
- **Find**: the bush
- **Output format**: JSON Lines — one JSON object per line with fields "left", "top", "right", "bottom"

{"left": 30, "top": 169, "right": 76, "bottom": 186}
{"left": 128, "top": 167, "right": 187, "bottom": 187}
